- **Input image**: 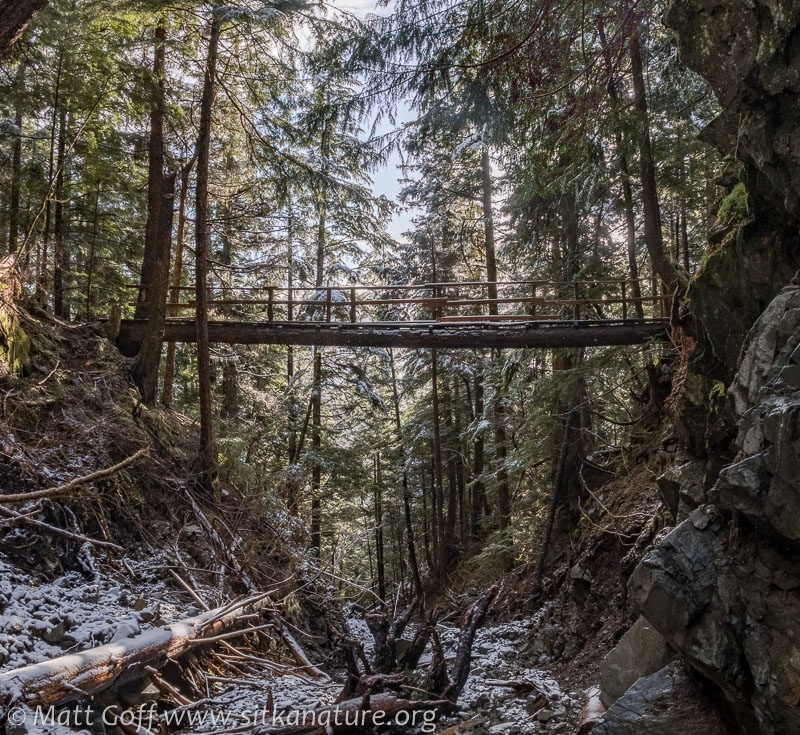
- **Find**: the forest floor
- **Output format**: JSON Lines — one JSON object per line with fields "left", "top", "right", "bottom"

{"left": 0, "top": 298, "right": 671, "bottom": 735}
{"left": 0, "top": 546, "right": 582, "bottom": 735}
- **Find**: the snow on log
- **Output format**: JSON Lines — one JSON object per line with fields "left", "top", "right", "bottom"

{"left": 0, "top": 593, "right": 273, "bottom": 710}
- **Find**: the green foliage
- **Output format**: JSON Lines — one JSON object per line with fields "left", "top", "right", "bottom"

{"left": 717, "top": 183, "right": 749, "bottom": 224}
{"left": 0, "top": 303, "right": 32, "bottom": 375}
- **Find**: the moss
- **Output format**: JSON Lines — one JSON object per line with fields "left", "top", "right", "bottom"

{"left": 709, "top": 380, "right": 726, "bottom": 401}
{"left": 717, "top": 183, "right": 749, "bottom": 224}
{"left": 0, "top": 303, "right": 32, "bottom": 375}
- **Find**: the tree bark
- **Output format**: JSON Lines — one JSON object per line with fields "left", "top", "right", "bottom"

{"left": 374, "top": 453, "right": 386, "bottom": 604}
{"left": 481, "top": 148, "right": 498, "bottom": 310}
{"left": 131, "top": 23, "right": 173, "bottom": 404}
{"left": 310, "top": 348, "right": 322, "bottom": 554}
{"left": 431, "top": 347, "right": 447, "bottom": 581}
{"left": 84, "top": 182, "right": 100, "bottom": 317}
{"left": 7, "top": 63, "right": 24, "bottom": 254}
{"left": 37, "top": 49, "right": 63, "bottom": 306}
{"left": 597, "top": 16, "right": 644, "bottom": 319}
{"left": 194, "top": 9, "right": 221, "bottom": 492}
{"left": 161, "top": 156, "right": 195, "bottom": 408}
{"left": 629, "top": 26, "right": 686, "bottom": 292}
{"left": 481, "top": 151, "right": 511, "bottom": 531}
{"left": 492, "top": 371, "right": 511, "bottom": 531}
{"left": 0, "top": 0, "right": 48, "bottom": 54}
{"left": 389, "top": 349, "right": 423, "bottom": 598}
{"left": 119, "top": 320, "right": 671, "bottom": 349}
{"left": 471, "top": 369, "right": 485, "bottom": 543}
{"left": 52, "top": 103, "right": 68, "bottom": 319}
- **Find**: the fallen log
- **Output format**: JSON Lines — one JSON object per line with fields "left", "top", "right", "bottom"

{"left": 443, "top": 585, "right": 499, "bottom": 702}
{"left": 275, "top": 621, "right": 329, "bottom": 682}
{"left": 577, "top": 685, "right": 606, "bottom": 735}
{"left": 0, "top": 447, "right": 150, "bottom": 503}
{"left": 485, "top": 679, "right": 543, "bottom": 696}
{"left": 0, "top": 593, "right": 273, "bottom": 711}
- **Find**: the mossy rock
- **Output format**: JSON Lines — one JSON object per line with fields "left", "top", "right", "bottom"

{"left": 717, "top": 183, "right": 749, "bottom": 224}
{"left": 0, "top": 302, "right": 32, "bottom": 375}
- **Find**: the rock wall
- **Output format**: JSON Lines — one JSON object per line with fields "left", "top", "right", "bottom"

{"left": 598, "top": 4, "right": 800, "bottom": 734}
{"left": 630, "top": 281, "right": 800, "bottom": 733}
{"left": 666, "top": 0, "right": 800, "bottom": 375}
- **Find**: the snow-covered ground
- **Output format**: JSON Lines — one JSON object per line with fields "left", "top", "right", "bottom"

{"left": 434, "top": 619, "right": 579, "bottom": 735}
{"left": 0, "top": 556, "right": 580, "bottom": 734}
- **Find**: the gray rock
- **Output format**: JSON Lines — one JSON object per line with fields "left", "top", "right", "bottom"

{"left": 43, "top": 620, "right": 66, "bottom": 644}
{"left": 118, "top": 679, "right": 161, "bottom": 707}
{"left": 593, "top": 662, "right": 728, "bottom": 735}
{"left": 488, "top": 724, "right": 517, "bottom": 734}
{"left": 525, "top": 693, "right": 548, "bottom": 715}
{"left": 599, "top": 616, "right": 674, "bottom": 708}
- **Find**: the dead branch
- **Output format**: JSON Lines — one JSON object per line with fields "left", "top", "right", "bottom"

{"left": 168, "top": 568, "right": 211, "bottom": 611}
{"left": 143, "top": 666, "right": 192, "bottom": 706}
{"left": 485, "top": 679, "right": 543, "bottom": 695}
{"left": 0, "top": 447, "right": 150, "bottom": 503}
{"left": 276, "top": 620, "right": 329, "bottom": 682}
{"left": 0, "top": 504, "right": 124, "bottom": 551}
{"left": 443, "top": 585, "right": 499, "bottom": 702}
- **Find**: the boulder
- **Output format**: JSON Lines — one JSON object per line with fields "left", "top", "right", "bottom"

{"left": 592, "top": 662, "right": 729, "bottom": 735}
{"left": 599, "top": 616, "right": 674, "bottom": 707}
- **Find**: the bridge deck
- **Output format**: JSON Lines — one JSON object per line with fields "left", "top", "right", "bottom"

{"left": 117, "top": 318, "right": 670, "bottom": 349}
{"left": 117, "top": 278, "right": 672, "bottom": 349}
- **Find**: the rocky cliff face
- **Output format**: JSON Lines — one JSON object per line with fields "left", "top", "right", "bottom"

{"left": 667, "top": 0, "right": 800, "bottom": 374}
{"left": 596, "top": 3, "right": 800, "bottom": 733}
{"left": 631, "top": 282, "right": 800, "bottom": 733}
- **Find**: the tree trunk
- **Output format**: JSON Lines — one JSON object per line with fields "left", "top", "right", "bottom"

{"left": 680, "top": 198, "right": 690, "bottom": 271}
{"left": 285, "top": 211, "right": 301, "bottom": 513}
{"left": 444, "top": 378, "right": 458, "bottom": 546}
{"left": 7, "top": 63, "right": 24, "bottom": 254}
{"left": 0, "top": 0, "right": 48, "bottom": 54}
{"left": 310, "top": 348, "right": 322, "bottom": 555}
{"left": 84, "top": 182, "right": 100, "bottom": 317}
{"left": 194, "top": 9, "right": 221, "bottom": 492}
{"left": 374, "top": 453, "right": 386, "bottom": 604}
{"left": 0, "top": 594, "right": 273, "bottom": 709}
{"left": 597, "top": 16, "right": 645, "bottom": 319}
{"left": 629, "top": 26, "right": 686, "bottom": 292}
{"left": 38, "top": 49, "right": 63, "bottom": 307}
{"left": 471, "top": 369, "right": 485, "bottom": 544}
{"left": 481, "top": 151, "right": 511, "bottom": 531}
{"left": 492, "top": 369, "right": 511, "bottom": 532}
{"left": 219, "top": 150, "right": 238, "bottom": 420}
{"left": 389, "top": 349, "right": 423, "bottom": 597}
{"left": 431, "top": 347, "right": 447, "bottom": 581}
{"left": 481, "top": 148, "right": 498, "bottom": 310}
{"left": 131, "top": 23, "right": 173, "bottom": 405}
{"left": 534, "top": 406, "right": 578, "bottom": 588}
{"left": 52, "top": 103, "right": 68, "bottom": 319}
{"left": 161, "top": 156, "right": 195, "bottom": 408}
{"left": 309, "top": 122, "right": 329, "bottom": 554}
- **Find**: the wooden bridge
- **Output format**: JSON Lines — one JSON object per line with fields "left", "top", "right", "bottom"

{"left": 116, "top": 279, "right": 671, "bottom": 349}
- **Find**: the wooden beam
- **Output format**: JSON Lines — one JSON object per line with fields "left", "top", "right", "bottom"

{"left": 117, "top": 319, "right": 670, "bottom": 349}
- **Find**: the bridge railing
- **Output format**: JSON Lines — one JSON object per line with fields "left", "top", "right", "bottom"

{"left": 129, "top": 278, "right": 671, "bottom": 324}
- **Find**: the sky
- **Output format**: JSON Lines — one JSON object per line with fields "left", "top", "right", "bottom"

{"left": 329, "top": 0, "right": 416, "bottom": 242}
